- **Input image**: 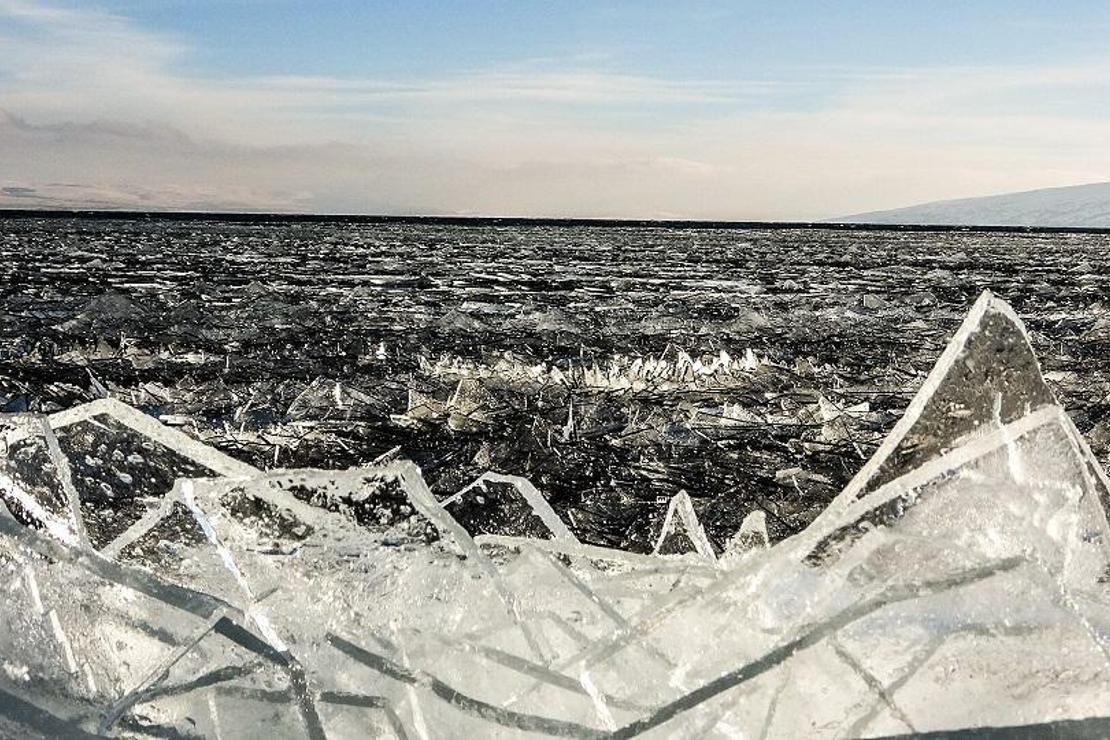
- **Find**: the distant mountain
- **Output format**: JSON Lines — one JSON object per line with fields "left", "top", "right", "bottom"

{"left": 840, "top": 181, "right": 1110, "bottom": 228}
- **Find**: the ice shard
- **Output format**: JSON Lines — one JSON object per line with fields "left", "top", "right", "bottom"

{"left": 651, "top": 490, "right": 716, "bottom": 560}
{"left": 722, "top": 509, "right": 769, "bottom": 560}
{"left": 47, "top": 399, "right": 258, "bottom": 550}
{"left": 443, "top": 472, "right": 577, "bottom": 542}
{"left": 805, "top": 405, "right": 1110, "bottom": 584}
{"left": 285, "top": 377, "right": 385, "bottom": 422}
{"left": 815, "top": 291, "right": 1061, "bottom": 525}
{"left": 445, "top": 377, "right": 502, "bottom": 430}
{"left": 0, "top": 414, "right": 85, "bottom": 547}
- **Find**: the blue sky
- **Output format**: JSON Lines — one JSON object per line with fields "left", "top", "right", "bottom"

{"left": 58, "top": 1, "right": 1110, "bottom": 81}
{"left": 3, "top": 0, "right": 1110, "bottom": 217}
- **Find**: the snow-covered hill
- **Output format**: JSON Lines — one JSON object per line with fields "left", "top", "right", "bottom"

{"left": 840, "top": 181, "right": 1110, "bottom": 228}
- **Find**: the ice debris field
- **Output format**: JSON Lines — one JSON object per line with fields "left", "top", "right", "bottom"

{"left": 1, "top": 291, "right": 1109, "bottom": 738}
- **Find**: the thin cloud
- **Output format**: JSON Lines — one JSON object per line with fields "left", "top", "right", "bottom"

{"left": 0, "top": 0, "right": 760, "bottom": 138}
{"left": 246, "top": 71, "right": 783, "bottom": 105}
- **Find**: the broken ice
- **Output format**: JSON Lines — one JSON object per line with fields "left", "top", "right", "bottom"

{"left": 1, "top": 291, "right": 1109, "bottom": 737}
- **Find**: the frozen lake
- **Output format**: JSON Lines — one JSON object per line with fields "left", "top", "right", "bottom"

{"left": 4, "top": 215, "right": 1110, "bottom": 551}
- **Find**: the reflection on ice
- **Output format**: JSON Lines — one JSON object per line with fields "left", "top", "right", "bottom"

{"left": 1, "top": 291, "right": 1109, "bottom": 737}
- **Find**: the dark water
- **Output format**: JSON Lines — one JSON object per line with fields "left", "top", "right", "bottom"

{"left": 4, "top": 216, "right": 1110, "bottom": 551}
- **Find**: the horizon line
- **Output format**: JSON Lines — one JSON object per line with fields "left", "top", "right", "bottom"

{"left": 2, "top": 207, "right": 1109, "bottom": 235}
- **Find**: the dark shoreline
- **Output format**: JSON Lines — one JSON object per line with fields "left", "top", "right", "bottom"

{"left": 2, "top": 207, "right": 1109, "bottom": 234}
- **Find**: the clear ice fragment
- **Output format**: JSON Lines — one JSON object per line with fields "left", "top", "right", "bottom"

{"left": 816, "top": 290, "right": 1058, "bottom": 527}
{"left": 0, "top": 415, "right": 84, "bottom": 547}
{"left": 0, "top": 510, "right": 304, "bottom": 737}
{"left": 651, "top": 491, "right": 716, "bottom": 561}
{"left": 721, "top": 509, "right": 769, "bottom": 561}
{"left": 805, "top": 405, "right": 1110, "bottom": 590}
{"left": 443, "top": 472, "right": 577, "bottom": 542}
{"left": 48, "top": 399, "right": 258, "bottom": 550}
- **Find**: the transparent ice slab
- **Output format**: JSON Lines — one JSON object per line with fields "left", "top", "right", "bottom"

{"left": 48, "top": 399, "right": 258, "bottom": 550}
{"left": 564, "top": 410, "right": 1110, "bottom": 737}
{"left": 101, "top": 619, "right": 309, "bottom": 739}
{"left": 178, "top": 464, "right": 562, "bottom": 684}
{"left": 3, "top": 292, "right": 1110, "bottom": 737}
{"left": 443, "top": 472, "right": 578, "bottom": 542}
{"left": 139, "top": 403, "right": 1106, "bottom": 737}
{"left": 806, "top": 405, "right": 1110, "bottom": 587}
{"left": 651, "top": 491, "right": 716, "bottom": 561}
{"left": 0, "top": 507, "right": 321, "bottom": 739}
{"left": 0, "top": 414, "right": 85, "bottom": 547}
{"left": 171, "top": 463, "right": 725, "bottom": 735}
{"left": 816, "top": 290, "right": 1060, "bottom": 529}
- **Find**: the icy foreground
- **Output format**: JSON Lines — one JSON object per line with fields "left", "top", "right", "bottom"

{"left": 0, "top": 292, "right": 1109, "bottom": 738}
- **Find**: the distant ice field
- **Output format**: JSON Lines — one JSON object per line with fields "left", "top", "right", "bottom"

{"left": 3, "top": 216, "right": 1110, "bottom": 551}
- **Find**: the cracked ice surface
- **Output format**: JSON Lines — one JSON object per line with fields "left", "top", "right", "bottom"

{"left": 1, "top": 292, "right": 1110, "bottom": 737}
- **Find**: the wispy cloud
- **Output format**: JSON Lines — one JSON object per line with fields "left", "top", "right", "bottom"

{"left": 0, "top": 0, "right": 760, "bottom": 141}
{"left": 246, "top": 71, "right": 782, "bottom": 105}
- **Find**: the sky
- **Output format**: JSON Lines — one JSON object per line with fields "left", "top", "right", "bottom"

{"left": 3, "top": 0, "right": 1110, "bottom": 219}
